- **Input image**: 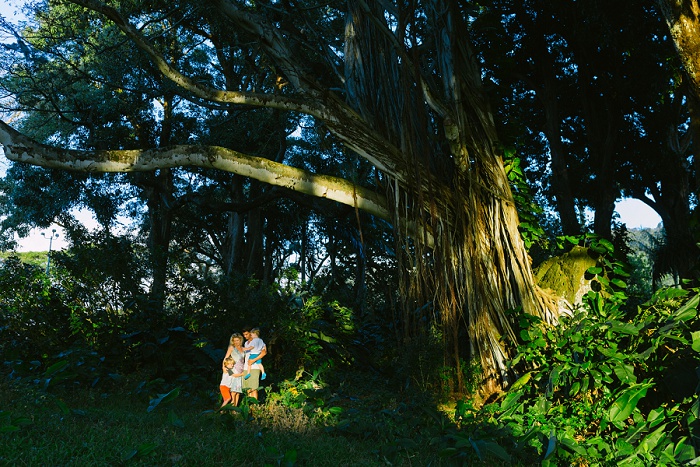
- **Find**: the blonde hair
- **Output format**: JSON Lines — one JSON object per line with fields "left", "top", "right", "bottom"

{"left": 229, "top": 332, "right": 243, "bottom": 346}
{"left": 223, "top": 356, "right": 234, "bottom": 369}
{"left": 250, "top": 328, "right": 261, "bottom": 337}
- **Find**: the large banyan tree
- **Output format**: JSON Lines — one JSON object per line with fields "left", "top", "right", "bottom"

{"left": 0, "top": 0, "right": 561, "bottom": 392}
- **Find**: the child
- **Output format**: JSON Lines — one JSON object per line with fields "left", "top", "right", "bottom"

{"left": 219, "top": 355, "right": 245, "bottom": 408}
{"left": 243, "top": 327, "right": 267, "bottom": 381}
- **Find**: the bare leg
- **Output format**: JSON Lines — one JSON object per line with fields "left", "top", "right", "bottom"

{"left": 219, "top": 385, "right": 232, "bottom": 408}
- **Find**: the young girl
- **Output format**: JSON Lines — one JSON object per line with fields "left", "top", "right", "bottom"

{"left": 243, "top": 327, "right": 267, "bottom": 381}
{"left": 219, "top": 356, "right": 236, "bottom": 408}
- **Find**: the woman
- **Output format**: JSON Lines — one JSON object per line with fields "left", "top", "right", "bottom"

{"left": 222, "top": 333, "right": 246, "bottom": 406}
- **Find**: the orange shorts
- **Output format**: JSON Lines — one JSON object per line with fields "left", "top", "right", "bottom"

{"left": 220, "top": 385, "right": 232, "bottom": 401}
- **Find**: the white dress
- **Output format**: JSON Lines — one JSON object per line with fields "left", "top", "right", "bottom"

{"left": 230, "top": 348, "right": 245, "bottom": 393}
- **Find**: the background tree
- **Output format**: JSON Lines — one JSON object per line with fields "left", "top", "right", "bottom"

{"left": 0, "top": 0, "right": 568, "bottom": 393}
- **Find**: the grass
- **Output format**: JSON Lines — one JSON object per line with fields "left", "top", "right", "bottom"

{"left": 0, "top": 374, "right": 470, "bottom": 466}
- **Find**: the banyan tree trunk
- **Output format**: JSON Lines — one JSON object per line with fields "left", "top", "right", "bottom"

{"left": 345, "top": 0, "right": 559, "bottom": 394}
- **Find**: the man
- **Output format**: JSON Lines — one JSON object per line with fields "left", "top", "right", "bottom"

{"left": 241, "top": 326, "right": 267, "bottom": 401}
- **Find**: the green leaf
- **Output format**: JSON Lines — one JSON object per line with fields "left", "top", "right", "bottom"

{"left": 613, "top": 363, "right": 637, "bottom": 384}
{"left": 121, "top": 449, "right": 138, "bottom": 462}
{"left": 676, "top": 306, "right": 698, "bottom": 323}
{"left": 508, "top": 372, "right": 532, "bottom": 393}
{"left": 590, "top": 244, "right": 608, "bottom": 254}
{"left": 559, "top": 434, "right": 587, "bottom": 456}
{"left": 54, "top": 398, "right": 70, "bottom": 416}
{"left": 615, "top": 439, "right": 635, "bottom": 456}
{"left": 673, "top": 294, "right": 700, "bottom": 320}
{"left": 44, "top": 360, "right": 69, "bottom": 377}
{"left": 597, "top": 238, "right": 615, "bottom": 253}
{"left": 673, "top": 437, "right": 698, "bottom": 462}
{"left": 647, "top": 407, "right": 666, "bottom": 428}
{"left": 504, "top": 147, "right": 517, "bottom": 159}
{"left": 610, "top": 322, "right": 641, "bottom": 335}
{"left": 564, "top": 235, "right": 579, "bottom": 244}
{"left": 569, "top": 381, "right": 580, "bottom": 397}
{"left": 470, "top": 439, "right": 511, "bottom": 462}
{"left": 500, "top": 391, "right": 523, "bottom": 414}
{"left": 12, "top": 417, "right": 32, "bottom": 427}
{"left": 613, "top": 266, "right": 631, "bottom": 277}
{"left": 610, "top": 278, "right": 627, "bottom": 289}
{"left": 689, "top": 397, "right": 700, "bottom": 420}
{"left": 586, "top": 266, "right": 603, "bottom": 275}
{"left": 283, "top": 448, "right": 297, "bottom": 466}
{"left": 692, "top": 331, "right": 700, "bottom": 353}
{"left": 638, "top": 424, "right": 668, "bottom": 454}
{"left": 147, "top": 387, "right": 181, "bottom": 413}
{"left": 136, "top": 443, "right": 159, "bottom": 457}
{"left": 609, "top": 383, "right": 651, "bottom": 424}
{"left": 479, "top": 440, "right": 511, "bottom": 462}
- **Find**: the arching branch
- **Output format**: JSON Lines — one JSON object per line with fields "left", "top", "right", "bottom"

{"left": 69, "top": 0, "right": 329, "bottom": 118}
{"left": 0, "top": 120, "right": 390, "bottom": 221}
{"left": 67, "top": 0, "right": 421, "bottom": 185}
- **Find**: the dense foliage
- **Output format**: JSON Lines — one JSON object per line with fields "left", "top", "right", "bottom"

{"left": 2, "top": 238, "right": 700, "bottom": 464}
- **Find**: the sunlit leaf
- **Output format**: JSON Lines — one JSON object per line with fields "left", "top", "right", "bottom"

{"left": 691, "top": 331, "right": 700, "bottom": 353}
{"left": 609, "top": 383, "right": 651, "bottom": 423}
{"left": 610, "top": 278, "right": 627, "bottom": 289}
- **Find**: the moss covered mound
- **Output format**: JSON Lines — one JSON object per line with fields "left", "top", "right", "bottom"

{"left": 534, "top": 246, "right": 596, "bottom": 308}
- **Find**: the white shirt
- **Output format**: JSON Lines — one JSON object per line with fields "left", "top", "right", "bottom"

{"left": 245, "top": 337, "right": 266, "bottom": 370}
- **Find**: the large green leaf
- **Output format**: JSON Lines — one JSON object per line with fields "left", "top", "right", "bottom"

{"left": 673, "top": 294, "right": 700, "bottom": 321}
{"left": 609, "top": 383, "right": 652, "bottom": 424}
{"left": 544, "top": 429, "right": 557, "bottom": 460}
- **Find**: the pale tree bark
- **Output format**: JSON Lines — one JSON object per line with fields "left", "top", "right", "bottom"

{"left": 657, "top": 0, "right": 700, "bottom": 99}
{"left": 0, "top": 0, "right": 561, "bottom": 393}
{"left": 0, "top": 120, "right": 390, "bottom": 221}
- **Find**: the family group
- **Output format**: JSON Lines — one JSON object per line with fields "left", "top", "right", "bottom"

{"left": 218, "top": 326, "right": 267, "bottom": 408}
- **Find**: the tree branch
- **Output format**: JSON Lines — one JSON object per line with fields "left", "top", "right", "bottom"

{"left": 68, "top": 0, "right": 331, "bottom": 119}
{"left": 0, "top": 120, "right": 390, "bottom": 221}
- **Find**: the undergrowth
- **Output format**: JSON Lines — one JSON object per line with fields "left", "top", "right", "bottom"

{"left": 3, "top": 236, "right": 700, "bottom": 465}
{"left": 437, "top": 235, "right": 700, "bottom": 465}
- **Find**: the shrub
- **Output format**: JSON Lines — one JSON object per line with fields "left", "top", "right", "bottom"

{"left": 441, "top": 237, "right": 700, "bottom": 464}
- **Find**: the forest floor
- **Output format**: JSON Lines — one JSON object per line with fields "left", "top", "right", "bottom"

{"left": 0, "top": 370, "right": 510, "bottom": 466}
